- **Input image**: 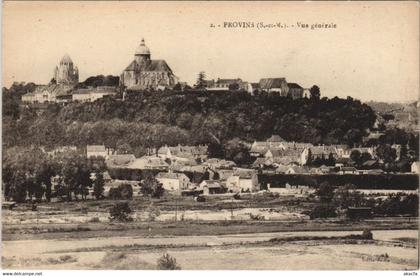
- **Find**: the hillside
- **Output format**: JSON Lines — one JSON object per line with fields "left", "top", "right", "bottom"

{"left": 3, "top": 85, "right": 377, "bottom": 155}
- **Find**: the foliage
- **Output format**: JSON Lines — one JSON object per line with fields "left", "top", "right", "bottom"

{"left": 77, "top": 75, "right": 119, "bottom": 88}
{"left": 224, "top": 138, "right": 252, "bottom": 165}
{"left": 316, "top": 181, "right": 335, "bottom": 203}
{"left": 332, "top": 184, "right": 364, "bottom": 209}
{"left": 156, "top": 253, "right": 181, "bottom": 270}
{"left": 309, "top": 85, "right": 320, "bottom": 100}
{"left": 374, "top": 194, "right": 418, "bottom": 216}
{"left": 108, "top": 201, "right": 133, "bottom": 222}
{"left": 195, "top": 71, "right": 207, "bottom": 89}
{"left": 108, "top": 183, "right": 133, "bottom": 200}
{"left": 146, "top": 202, "right": 161, "bottom": 221}
{"left": 3, "top": 89, "right": 377, "bottom": 156}
{"left": 140, "top": 174, "right": 164, "bottom": 198}
{"left": 93, "top": 173, "right": 105, "bottom": 199}
{"left": 308, "top": 204, "right": 337, "bottom": 219}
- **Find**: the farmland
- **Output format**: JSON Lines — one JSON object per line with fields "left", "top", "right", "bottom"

{"left": 2, "top": 193, "right": 418, "bottom": 270}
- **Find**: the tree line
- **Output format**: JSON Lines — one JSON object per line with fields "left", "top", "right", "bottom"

{"left": 3, "top": 83, "right": 378, "bottom": 153}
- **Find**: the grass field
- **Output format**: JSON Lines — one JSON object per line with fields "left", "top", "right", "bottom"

{"left": 2, "top": 194, "right": 418, "bottom": 270}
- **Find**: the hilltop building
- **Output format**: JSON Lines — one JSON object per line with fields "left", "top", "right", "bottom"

{"left": 53, "top": 54, "right": 79, "bottom": 85}
{"left": 120, "top": 38, "right": 178, "bottom": 90}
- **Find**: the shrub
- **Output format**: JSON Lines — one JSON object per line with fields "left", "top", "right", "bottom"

{"left": 109, "top": 202, "right": 133, "bottom": 222}
{"left": 108, "top": 183, "right": 133, "bottom": 200}
{"left": 309, "top": 205, "right": 337, "bottom": 219}
{"left": 156, "top": 253, "right": 181, "bottom": 270}
{"left": 89, "top": 217, "right": 100, "bottom": 223}
{"left": 147, "top": 203, "right": 161, "bottom": 222}
{"left": 362, "top": 229, "right": 373, "bottom": 240}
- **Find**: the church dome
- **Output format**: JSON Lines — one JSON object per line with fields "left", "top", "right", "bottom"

{"left": 135, "top": 38, "right": 150, "bottom": 56}
{"left": 60, "top": 54, "right": 73, "bottom": 64}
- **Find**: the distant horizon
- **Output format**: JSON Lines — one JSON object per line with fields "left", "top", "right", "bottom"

{"left": 2, "top": 1, "right": 419, "bottom": 103}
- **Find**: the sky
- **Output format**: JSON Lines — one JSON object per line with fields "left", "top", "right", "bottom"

{"left": 2, "top": 1, "right": 419, "bottom": 103}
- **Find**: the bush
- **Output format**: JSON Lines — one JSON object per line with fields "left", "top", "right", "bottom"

{"left": 108, "top": 183, "right": 133, "bottom": 200}
{"left": 89, "top": 217, "right": 100, "bottom": 223}
{"left": 309, "top": 205, "right": 337, "bottom": 219}
{"left": 109, "top": 202, "right": 133, "bottom": 222}
{"left": 156, "top": 253, "right": 181, "bottom": 270}
{"left": 362, "top": 229, "right": 373, "bottom": 240}
{"left": 147, "top": 203, "right": 161, "bottom": 222}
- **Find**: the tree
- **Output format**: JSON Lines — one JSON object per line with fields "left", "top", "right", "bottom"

{"left": 224, "top": 138, "right": 251, "bottom": 165}
{"left": 173, "top": 83, "right": 182, "bottom": 91}
{"left": 109, "top": 201, "right": 133, "bottom": 222}
{"left": 309, "top": 85, "right": 320, "bottom": 100}
{"left": 58, "top": 152, "right": 92, "bottom": 201}
{"left": 350, "top": 150, "right": 361, "bottom": 165}
{"left": 207, "top": 142, "right": 224, "bottom": 159}
{"left": 228, "top": 82, "right": 240, "bottom": 91}
{"left": 93, "top": 172, "right": 105, "bottom": 199}
{"left": 376, "top": 144, "right": 397, "bottom": 164}
{"left": 332, "top": 184, "right": 363, "bottom": 209}
{"left": 157, "top": 253, "right": 181, "bottom": 270}
{"left": 195, "top": 71, "right": 206, "bottom": 89}
{"left": 141, "top": 174, "right": 165, "bottom": 198}
{"left": 316, "top": 182, "right": 335, "bottom": 203}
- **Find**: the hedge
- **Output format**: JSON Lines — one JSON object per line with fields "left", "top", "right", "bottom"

{"left": 259, "top": 173, "right": 419, "bottom": 190}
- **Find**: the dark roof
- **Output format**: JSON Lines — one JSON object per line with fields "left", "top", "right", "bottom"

{"left": 267, "top": 135, "right": 286, "bottom": 142}
{"left": 287, "top": 83, "right": 303, "bottom": 89}
{"left": 124, "top": 60, "right": 173, "bottom": 72}
{"left": 259, "top": 78, "right": 286, "bottom": 89}
{"left": 215, "top": 78, "right": 242, "bottom": 85}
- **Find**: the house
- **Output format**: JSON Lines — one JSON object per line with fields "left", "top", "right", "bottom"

{"left": 411, "top": 161, "right": 419, "bottom": 174}
{"left": 46, "top": 146, "right": 78, "bottom": 156}
{"left": 287, "top": 83, "right": 304, "bottom": 99}
{"left": 246, "top": 82, "right": 260, "bottom": 94}
{"left": 285, "top": 166, "right": 309, "bottom": 174}
{"left": 106, "top": 154, "right": 136, "bottom": 168}
{"left": 251, "top": 157, "right": 269, "bottom": 169}
{"left": 21, "top": 84, "right": 74, "bottom": 103}
{"left": 128, "top": 156, "right": 169, "bottom": 170}
{"left": 203, "top": 158, "right": 236, "bottom": 170}
{"left": 155, "top": 172, "right": 190, "bottom": 192}
{"left": 361, "top": 160, "right": 380, "bottom": 170}
{"left": 72, "top": 87, "right": 117, "bottom": 102}
{"left": 158, "top": 145, "right": 208, "bottom": 162}
{"left": 216, "top": 169, "right": 235, "bottom": 181}
{"left": 309, "top": 165, "right": 336, "bottom": 174}
{"left": 86, "top": 145, "right": 109, "bottom": 159}
{"left": 339, "top": 167, "right": 357, "bottom": 174}
{"left": 275, "top": 164, "right": 289, "bottom": 174}
{"left": 259, "top": 78, "right": 289, "bottom": 96}
{"left": 206, "top": 78, "right": 243, "bottom": 91}
{"left": 226, "top": 169, "right": 259, "bottom": 192}
{"left": 199, "top": 180, "right": 226, "bottom": 195}
{"left": 265, "top": 148, "right": 306, "bottom": 166}
{"left": 266, "top": 135, "right": 286, "bottom": 143}
{"left": 335, "top": 157, "right": 354, "bottom": 168}
{"left": 307, "top": 145, "right": 339, "bottom": 160}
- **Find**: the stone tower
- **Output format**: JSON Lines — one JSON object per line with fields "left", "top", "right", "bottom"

{"left": 54, "top": 54, "right": 79, "bottom": 85}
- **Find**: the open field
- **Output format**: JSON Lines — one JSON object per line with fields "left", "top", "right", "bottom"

{"left": 2, "top": 230, "right": 418, "bottom": 270}
{"left": 2, "top": 194, "right": 418, "bottom": 270}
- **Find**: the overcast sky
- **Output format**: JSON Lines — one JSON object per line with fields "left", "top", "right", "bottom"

{"left": 3, "top": 1, "right": 419, "bottom": 102}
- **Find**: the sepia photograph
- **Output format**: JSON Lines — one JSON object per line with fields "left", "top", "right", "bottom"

{"left": 1, "top": 1, "right": 419, "bottom": 272}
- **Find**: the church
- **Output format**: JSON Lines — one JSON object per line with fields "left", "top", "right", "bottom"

{"left": 120, "top": 39, "right": 178, "bottom": 90}
{"left": 53, "top": 54, "right": 79, "bottom": 85}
